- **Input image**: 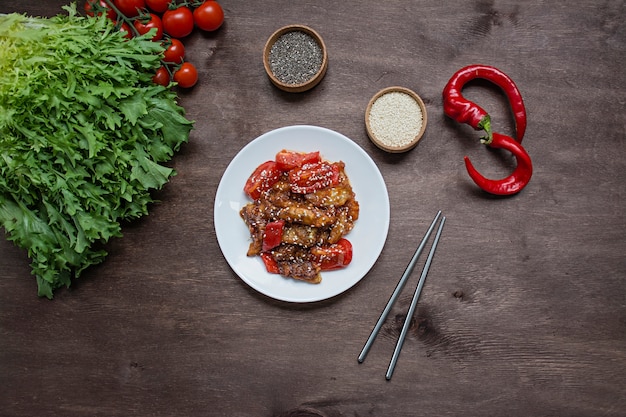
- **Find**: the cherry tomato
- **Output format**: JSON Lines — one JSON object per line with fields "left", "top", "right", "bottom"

{"left": 84, "top": 0, "right": 116, "bottom": 20}
{"left": 145, "top": 0, "right": 170, "bottom": 13}
{"left": 113, "top": 0, "right": 145, "bottom": 17}
{"left": 244, "top": 161, "right": 283, "bottom": 200}
{"left": 310, "top": 238, "right": 353, "bottom": 270}
{"left": 163, "top": 38, "right": 185, "bottom": 64}
{"left": 262, "top": 220, "right": 285, "bottom": 252}
{"left": 133, "top": 13, "right": 163, "bottom": 41}
{"left": 275, "top": 150, "right": 320, "bottom": 171}
{"left": 118, "top": 22, "right": 133, "bottom": 39}
{"left": 173, "top": 62, "right": 198, "bottom": 88}
{"left": 193, "top": 1, "right": 224, "bottom": 32}
{"left": 152, "top": 66, "right": 170, "bottom": 86}
{"left": 162, "top": 6, "right": 194, "bottom": 38}
{"left": 288, "top": 162, "right": 341, "bottom": 194}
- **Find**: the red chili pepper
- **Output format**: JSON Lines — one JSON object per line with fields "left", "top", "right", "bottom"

{"left": 464, "top": 133, "right": 533, "bottom": 195}
{"left": 443, "top": 65, "right": 527, "bottom": 144}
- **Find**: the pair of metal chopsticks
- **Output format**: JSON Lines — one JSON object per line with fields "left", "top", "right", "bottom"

{"left": 357, "top": 210, "right": 446, "bottom": 380}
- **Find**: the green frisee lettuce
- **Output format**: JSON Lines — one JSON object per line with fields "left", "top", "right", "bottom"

{"left": 0, "top": 5, "right": 194, "bottom": 298}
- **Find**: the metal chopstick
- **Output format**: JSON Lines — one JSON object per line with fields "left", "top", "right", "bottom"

{"left": 357, "top": 210, "right": 442, "bottom": 364}
{"left": 385, "top": 216, "right": 445, "bottom": 380}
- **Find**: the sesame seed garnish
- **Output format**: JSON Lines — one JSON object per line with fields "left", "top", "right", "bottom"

{"left": 368, "top": 91, "right": 423, "bottom": 148}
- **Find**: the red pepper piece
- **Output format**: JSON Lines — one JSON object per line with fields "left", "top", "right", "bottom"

{"left": 310, "top": 238, "right": 353, "bottom": 270}
{"left": 464, "top": 132, "right": 533, "bottom": 195}
{"left": 288, "top": 161, "right": 341, "bottom": 194}
{"left": 260, "top": 252, "right": 280, "bottom": 274}
{"left": 262, "top": 220, "right": 284, "bottom": 252}
{"left": 275, "top": 150, "right": 321, "bottom": 171}
{"left": 243, "top": 160, "right": 283, "bottom": 200}
{"left": 443, "top": 65, "right": 527, "bottom": 144}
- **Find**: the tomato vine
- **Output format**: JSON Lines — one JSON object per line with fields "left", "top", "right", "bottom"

{"left": 84, "top": 0, "right": 225, "bottom": 88}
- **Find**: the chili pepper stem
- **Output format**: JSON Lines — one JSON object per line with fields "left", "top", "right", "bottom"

{"left": 478, "top": 116, "right": 493, "bottom": 144}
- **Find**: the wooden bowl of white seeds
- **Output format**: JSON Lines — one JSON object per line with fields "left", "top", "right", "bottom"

{"left": 263, "top": 25, "right": 328, "bottom": 93}
{"left": 365, "top": 86, "right": 428, "bottom": 153}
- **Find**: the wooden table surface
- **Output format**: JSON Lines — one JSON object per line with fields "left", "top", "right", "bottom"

{"left": 2, "top": 1, "right": 625, "bottom": 416}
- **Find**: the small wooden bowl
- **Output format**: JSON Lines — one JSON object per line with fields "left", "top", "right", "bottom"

{"left": 365, "top": 86, "right": 428, "bottom": 153}
{"left": 263, "top": 25, "right": 328, "bottom": 93}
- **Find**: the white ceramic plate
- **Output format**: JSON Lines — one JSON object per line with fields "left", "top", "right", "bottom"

{"left": 214, "top": 125, "right": 390, "bottom": 302}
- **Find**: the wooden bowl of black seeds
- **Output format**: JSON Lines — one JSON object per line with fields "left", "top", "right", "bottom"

{"left": 263, "top": 25, "right": 328, "bottom": 93}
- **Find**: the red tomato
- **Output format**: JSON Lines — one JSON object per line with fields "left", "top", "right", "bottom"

{"left": 163, "top": 38, "right": 185, "bottom": 63}
{"left": 113, "top": 0, "right": 145, "bottom": 17}
{"left": 288, "top": 162, "right": 340, "bottom": 194}
{"left": 173, "top": 62, "right": 198, "bottom": 88}
{"left": 310, "top": 239, "right": 353, "bottom": 270}
{"left": 244, "top": 161, "right": 283, "bottom": 200}
{"left": 145, "top": 0, "right": 170, "bottom": 13}
{"left": 119, "top": 22, "right": 133, "bottom": 39}
{"left": 275, "top": 150, "right": 320, "bottom": 171}
{"left": 193, "top": 1, "right": 224, "bottom": 32}
{"left": 162, "top": 6, "right": 194, "bottom": 38}
{"left": 152, "top": 66, "right": 170, "bottom": 86}
{"left": 84, "top": 0, "right": 116, "bottom": 19}
{"left": 133, "top": 13, "right": 163, "bottom": 41}
{"left": 260, "top": 253, "right": 280, "bottom": 274}
{"left": 262, "top": 220, "right": 285, "bottom": 252}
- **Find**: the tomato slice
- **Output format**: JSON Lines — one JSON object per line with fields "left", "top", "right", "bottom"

{"left": 260, "top": 252, "right": 280, "bottom": 274}
{"left": 310, "top": 238, "right": 353, "bottom": 270}
{"left": 244, "top": 160, "right": 283, "bottom": 200}
{"left": 288, "top": 161, "right": 340, "bottom": 194}
{"left": 262, "top": 220, "right": 284, "bottom": 252}
{"left": 275, "top": 150, "right": 321, "bottom": 171}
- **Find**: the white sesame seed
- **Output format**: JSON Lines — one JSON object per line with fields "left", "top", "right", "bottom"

{"left": 368, "top": 91, "right": 423, "bottom": 148}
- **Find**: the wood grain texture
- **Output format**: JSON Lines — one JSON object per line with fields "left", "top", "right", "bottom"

{"left": 1, "top": 1, "right": 625, "bottom": 416}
